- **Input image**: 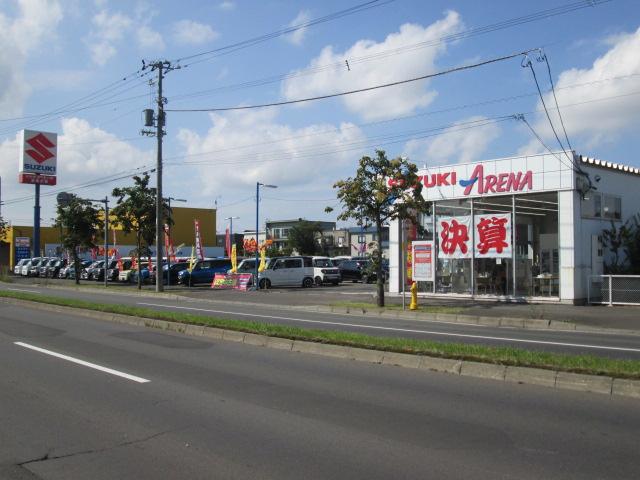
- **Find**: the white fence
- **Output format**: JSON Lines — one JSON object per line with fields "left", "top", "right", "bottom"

{"left": 588, "top": 275, "right": 640, "bottom": 305}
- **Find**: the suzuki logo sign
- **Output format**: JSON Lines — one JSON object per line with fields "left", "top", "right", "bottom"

{"left": 19, "top": 129, "right": 57, "bottom": 185}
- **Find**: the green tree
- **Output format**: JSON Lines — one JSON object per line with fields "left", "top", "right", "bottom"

{"left": 603, "top": 214, "right": 640, "bottom": 274}
{"left": 54, "top": 195, "right": 103, "bottom": 285}
{"left": 111, "top": 174, "right": 170, "bottom": 289}
{"left": 328, "top": 150, "right": 428, "bottom": 307}
{"left": 287, "top": 221, "right": 321, "bottom": 255}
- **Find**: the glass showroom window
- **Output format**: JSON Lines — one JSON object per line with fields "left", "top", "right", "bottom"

{"left": 602, "top": 194, "right": 621, "bottom": 220}
{"left": 514, "top": 192, "right": 559, "bottom": 297}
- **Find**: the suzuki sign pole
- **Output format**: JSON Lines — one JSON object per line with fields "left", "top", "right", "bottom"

{"left": 19, "top": 130, "right": 58, "bottom": 257}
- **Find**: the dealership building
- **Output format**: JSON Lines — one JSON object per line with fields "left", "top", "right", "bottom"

{"left": 388, "top": 152, "right": 640, "bottom": 303}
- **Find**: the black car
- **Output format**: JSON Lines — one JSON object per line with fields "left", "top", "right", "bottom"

{"left": 81, "top": 260, "right": 104, "bottom": 280}
{"left": 44, "top": 258, "right": 67, "bottom": 278}
{"left": 63, "top": 260, "right": 93, "bottom": 279}
{"left": 38, "top": 258, "right": 57, "bottom": 277}
{"left": 338, "top": 259, "right": 386, "bottom": 283}
{"left": 162, "top": 262, "right": 190, "bottom": 285}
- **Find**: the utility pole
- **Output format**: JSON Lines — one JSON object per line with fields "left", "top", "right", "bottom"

{"left": 141, "top": 59, "right": 179, "bottom": 293}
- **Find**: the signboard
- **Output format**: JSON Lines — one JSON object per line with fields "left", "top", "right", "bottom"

{"left": 412, "top": 241, "right": 434, "bottom": 281}
{"left": 437, "top": 214, "right": 512, "bottom": 259}
{"left": 387, "top": 153, "right": 575, "bottom": 200}
{"left": 438, "top": 216, "right": 472, "bottom": 259}
{"left": 211, "top": 273, "right": 253, "bottom": 290}
{"left": 15, "top": 237, "right": 31, "bottom": 262}
{"left": 19, "top": 130, "right": 57, "bottom": 184}
{"left": 474, "top": 213, "right": 512, "bottom": 258}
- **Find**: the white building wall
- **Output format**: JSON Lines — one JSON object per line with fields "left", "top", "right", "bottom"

{"left": 558, "top": 191, "right": 579, "bottom": 302}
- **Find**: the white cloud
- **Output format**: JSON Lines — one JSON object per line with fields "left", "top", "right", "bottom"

{"left": 0, "top": 117, "right": 154, "bottom": 224}
{"left": 0, "top": 0, "right": 63, "bottom": 117}
{"left": 137, "top": 24, "right": 164, "bottom": 50}
{"left": 282, "top": 11, "right": 462, "bottom": 121}
{"left": 404, "top": 116, "right": 501, "bottom": 166}
{"left": 86, "top": 9, "right": 132, "bottom": 65}
{"left": 176, "top": 108, "right": 365, "bottom": 198}
{"left": 526, "top": 27, "right": 640, "bottom": 151}
{"left": 218, "top": 1, "right": 235, "bottom": 11}
{"left": 172, "top": 20, "right": 219, "bottom": 46}
{"left": 285, "top": 10, "right": 311, "bottom": 46}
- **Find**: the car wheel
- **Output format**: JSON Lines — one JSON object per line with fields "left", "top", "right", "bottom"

{"left": 314, "top": 276, "right": 323, "bottom": 286}
{"left": 259, "top": 278, "right": 271, "bottom": 289}
{"left": 302, "top": 277, "right": 314, "bottom": 288}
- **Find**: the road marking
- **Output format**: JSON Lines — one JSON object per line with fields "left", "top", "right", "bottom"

{"left": 138, "top": 302, "right": 640, "bottom": 353}
{"left": 14, "top": 342, "right": 150, "bottom": 383}
{"left": 5, "top": 287, "right": 40, "bottom": 293}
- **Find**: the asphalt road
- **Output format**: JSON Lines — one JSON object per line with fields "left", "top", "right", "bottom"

{"left": 3, "top": 283, "right": 640, "bottom": 359}
{"left": 1, "top": 302, "right": 638, "bottom": 479}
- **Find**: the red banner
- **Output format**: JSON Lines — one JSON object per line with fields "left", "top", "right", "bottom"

{"left": 225, "top": 228, "right": 231, "bottom": 257}
{"left": 194, "top": 219, "right": 205, "bottom": 261}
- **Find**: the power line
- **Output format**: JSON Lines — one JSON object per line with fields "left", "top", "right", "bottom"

{"left": 541, "top": 52, "right": 573, "bottom": 151}
{"left": 167, "top": 49, "right": 537, "bottom": 112}
{"left": 168, "top": 0, "right": 612, "bottom": 104}
{"left": 173, "top": 0, "right": 394, "bottom": 66}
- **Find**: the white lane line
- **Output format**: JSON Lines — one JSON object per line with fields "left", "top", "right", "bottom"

{"left": 138, "top": 302, "right": 640, "bottom": 353}
{"left": 14, "top": 342, "right": 150, "bottom": 383}
{"left": 5, "top": 287, "right": 40, "bottom": 293}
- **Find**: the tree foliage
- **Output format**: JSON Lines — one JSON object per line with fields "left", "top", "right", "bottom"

{"left": 602, "top": 214, "right": 640, "bottom": 274}
{"left": 287, "top": 220, "right": 322, "bottom": 255}
{"left": 54, "top": 195, "right": 103, "bottom": 284}
{"left": 111, "top": 174, "right": 171, "bottom": 289}
{"left": 329, "top": 150, "right": 428, "bottom": 306}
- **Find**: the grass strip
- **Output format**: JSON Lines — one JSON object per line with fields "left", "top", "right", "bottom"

{"left": 2, "top": 289, "right": 640, "bottom": 380}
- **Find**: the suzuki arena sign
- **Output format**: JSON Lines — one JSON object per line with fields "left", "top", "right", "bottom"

{"left": 19, "top": 129, "right": 57, "bottom": 185}
{"left": 388, "top": 153, "right": 575, "bottom": 200}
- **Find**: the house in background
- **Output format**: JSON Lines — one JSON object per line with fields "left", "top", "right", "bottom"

{"left": 266, "top": 219, "right": 336, "bottom": 252}
{"left": 348, "top": 226, "right": 389, "bottom": 258}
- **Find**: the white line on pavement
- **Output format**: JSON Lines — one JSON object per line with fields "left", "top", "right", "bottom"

{"left": 14, "top": 342, "right": 150, "bottom": 383}
{"left": 137, "top": 302, "right": 640, "bottom": 353}
{"left": 5, "top": 287, "right": 40, "bottom": 293}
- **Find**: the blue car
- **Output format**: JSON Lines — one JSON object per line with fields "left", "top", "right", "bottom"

{"left": 178, "top": 259, "right": 232, "bottom": 286}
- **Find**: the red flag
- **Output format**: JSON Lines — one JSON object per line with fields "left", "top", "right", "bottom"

{"left": 225, "top": 228, "right": 231, "bottom": 257}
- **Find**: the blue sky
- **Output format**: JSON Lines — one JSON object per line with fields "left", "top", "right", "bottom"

{"left": 1, "top": 0, "right": 639, "bottom": 234}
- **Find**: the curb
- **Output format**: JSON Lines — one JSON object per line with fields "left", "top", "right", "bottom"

{"left": 2, "top": 297, "right": 639, "bottom": 401}
{"left": 8, "top": 281, "right": 640, "bottom": 337}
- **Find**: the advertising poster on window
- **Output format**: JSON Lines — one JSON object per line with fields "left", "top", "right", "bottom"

{"left": 474, "top": 213, "right": 512, "bottom": 258}
{"left": 438, "top": 216, "right": 472, "bottom": 259}
{"left": 412, "top": 241, "right": 434, "bottom": 282}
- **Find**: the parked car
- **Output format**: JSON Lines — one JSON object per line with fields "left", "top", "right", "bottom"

{"left": 81, "top": 260, "right": 104, "bottom": 280}
{"left": 227, "top": 258, "right": 272, "bottom": 275}
{"left": 258, "top": 256, "right": 315, "bottom": 289}
{"left": 28, "top": 257, "right": 49, "bottom": 277}
{"left": 107, "top": 259, "right": 132, "bottom": 282}
{"left": 21, "top": 258, "right": 39, "bottom": 276}
{"left": 13, "top": 259, "right": 28, "bottom": 275}
{"left": 93, "top": 260, "right": 118, "bottom": 281}
{"left": 59, "top": 260, "right": 92, "bottom": 279}
{"left": 44, "top": 258, "right": 67, "bottom": 278}
{"left": 338, "top": 259, "right": 386, "bottom": 283}
{"left": 312, "top": 256, "right": 341, "bottom": 285}
{"left": 178, "top": 258, "right": 233, "bottom": 286}
{"left": 162, "top": 262, "right": 190, "bottom": 284}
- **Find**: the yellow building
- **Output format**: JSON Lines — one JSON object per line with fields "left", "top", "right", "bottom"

{"left": 1, "top": 206, "right": 216, "bottom": 268}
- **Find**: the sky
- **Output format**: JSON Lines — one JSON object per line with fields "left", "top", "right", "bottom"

{"left": 0, "top": 0, "right": 639, "bottom": 235}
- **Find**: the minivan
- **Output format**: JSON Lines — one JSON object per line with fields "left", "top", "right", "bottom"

{"left": 258, "top": 256, "right": 315, "bottom": 289}
{"left": 311, "top": 256, "right": 341, "bottom": 285}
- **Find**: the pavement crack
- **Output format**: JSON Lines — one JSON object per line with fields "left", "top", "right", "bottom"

{"left": 17, "top": 427, "right": 187, "bottom": 467}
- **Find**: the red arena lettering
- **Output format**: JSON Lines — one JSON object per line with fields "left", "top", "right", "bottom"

{"left": 518, "top": 171, "right": 533, "bottom": 191}
{"left": 495, "top": 173, "right": 509, "bottom": 192}
{"left": 483, "top": 175, "right": 498, "bottom": 193}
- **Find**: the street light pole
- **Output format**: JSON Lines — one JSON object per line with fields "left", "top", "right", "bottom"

{"left": 254, "top": 182, "right": 277, "bottom": 288}
{"left": 87, "top": 197, "right": 109, "bottom": 287}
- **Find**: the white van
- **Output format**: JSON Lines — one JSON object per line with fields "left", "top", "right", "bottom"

{"left": 311, "top": 256, "right": 341, "bottom": 285}
{"left": 258, "top": 256, "right": 315, "bottom": 288}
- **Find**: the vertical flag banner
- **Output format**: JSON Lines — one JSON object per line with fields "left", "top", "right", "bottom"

{"left": 225, "top": 228, "right": 231, "bottom": 257}
{"left": 474, "top": 213, "right": 512, "bottom": 258}
{"left": 188, "top": 246, "right": 196, "bottom": 272}
{"left": 231, "top": 244, "right": 237, "bottom": 273}
{"left": 164, "top": 224, "right": 176, "bottom": 263}
{"left": 194, "top": 219, "right": 205, "bottom": 260}
{"left": 438, "top": 216, "right": 472, "bottom": 259}
{"left": 259, "top": 246, "right": 267, "bottom": 272}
